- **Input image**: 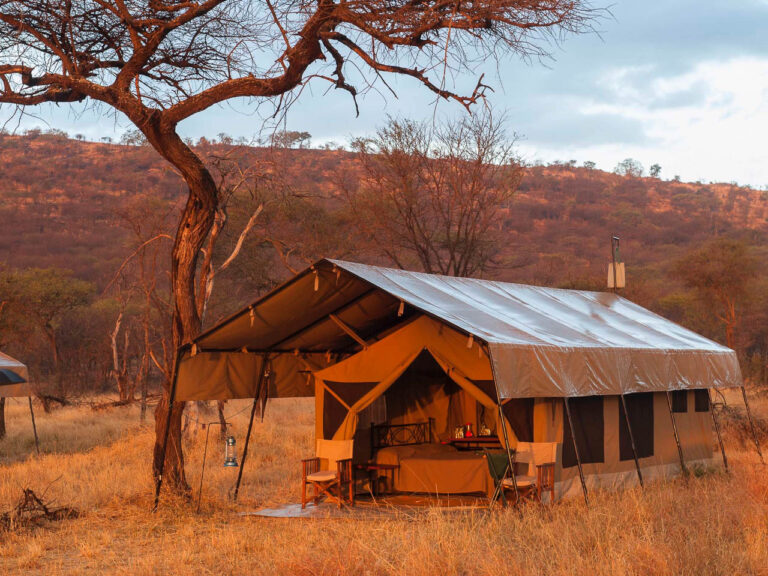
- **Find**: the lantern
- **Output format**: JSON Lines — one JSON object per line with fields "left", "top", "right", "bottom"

{"left": 224, "top": 435, "right": 239, "bottom": 467}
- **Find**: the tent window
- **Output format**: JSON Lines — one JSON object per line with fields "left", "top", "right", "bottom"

{"left": 694, "top": 389, "right": 710, "bottom": 412}
{"left": 502, "top": 398, "right": 534, "bottom": 442}
{"left": 323, "top": 389, "right": 348, "bottom": 439}
{"left": 671, "top": 390, "right": 688, "bottom": 413}
{"left": 562, "top": 396, "right": 604, "bottom": 468}
{"left": 469, "top": 380, "right": 498, "bottom": 403}
{"left": 325, "top": 380, "right": 379, "bottom": 408}
{"left": 619, "top": 393, "right": 654, "bottom": 461}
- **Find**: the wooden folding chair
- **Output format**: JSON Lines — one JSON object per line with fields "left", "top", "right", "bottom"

{"left": 501, "top": 441, "right": 558, "bottom": 504}
{"left": 301, "top": 439, "right": 354, "bottom": 509}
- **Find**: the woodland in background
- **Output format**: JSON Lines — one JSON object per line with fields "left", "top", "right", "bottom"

{"left": 1, "top": 128, "right": 768, "bottom": 410}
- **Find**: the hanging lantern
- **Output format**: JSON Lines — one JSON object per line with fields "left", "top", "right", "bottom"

{"left": 224, "top": 435, "right": 239, "bottom": 467}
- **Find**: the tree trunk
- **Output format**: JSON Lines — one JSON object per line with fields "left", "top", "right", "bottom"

{"left": 146, "top": 119, "right": 219, "bottom": 495}
{"left": 0, "top": 398, "right": 5, "bottom": 440}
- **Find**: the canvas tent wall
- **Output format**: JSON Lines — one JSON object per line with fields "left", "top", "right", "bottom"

{"left": 169, "top": 259, "right": 743, "bottom": 501}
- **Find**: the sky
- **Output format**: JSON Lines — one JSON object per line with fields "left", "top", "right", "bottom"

{"left": 5, "top": 1, "right": 768, "bottom": 188}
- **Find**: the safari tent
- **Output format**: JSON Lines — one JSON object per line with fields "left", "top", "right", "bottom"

{"left": 166, "top": 259, "right": 746, "bottom": 503}
{"left": 0, "top": 351, "right": 40, "bottom": 454}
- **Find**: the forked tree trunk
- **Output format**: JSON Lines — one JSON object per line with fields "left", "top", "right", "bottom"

{"left": 145, "top": 119, "right": 219, "bottom": 495}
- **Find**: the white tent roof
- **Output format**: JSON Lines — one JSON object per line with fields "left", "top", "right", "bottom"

{"left": 329, "top": 260, "right": 726, "bottom": 351}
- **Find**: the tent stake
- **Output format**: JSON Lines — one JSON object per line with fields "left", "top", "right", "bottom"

{"left": 619, "top": 394, "right": 643, "bottom": 488}
{"left": 234, "top": 365, "right": 268, "bottom": 502}
{"left": 28, "top": 396, "right": 39, "bottom": 455}
{"left": 740, "top": 385, "right": 764, "bottom": 464}
{"left": 564, "top": 398, "right": 589, "bottom": 507}
{"left": 707, "top": 389, "right": 728, "bottom": 473}
{"left": 665, "top": 392, "right": 687, "bottom": 476}
{"left": 153, "top": 347, "right": 182, "bottom": 512}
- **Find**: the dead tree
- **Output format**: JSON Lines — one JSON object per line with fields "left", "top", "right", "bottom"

{"left": 0, "top": 0, "right": 598, "bottom": 494}
{"left": 348, "top": 112, "right": 523, "bottom": 277}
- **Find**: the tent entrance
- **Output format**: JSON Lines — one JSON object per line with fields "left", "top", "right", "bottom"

{"left": 320, "top": 347, "right": 504, "bottom": 465}
{"left": 383, "top": 350, "right": 488, "bottom": 444}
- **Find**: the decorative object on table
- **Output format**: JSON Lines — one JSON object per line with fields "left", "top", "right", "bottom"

{"left": 464, "top": 422, "right": 474, "bottom": 438}
{"left": 224, "top": 435, "right": 239, "bottom": 467}
{"left": 455, "top": 425, "right": 464, "bottom": 439}
{"left": 479, "top": 422, "right": 492, "bottom": 436}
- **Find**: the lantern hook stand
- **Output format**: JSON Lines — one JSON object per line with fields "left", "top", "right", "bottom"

{"left": 196, "top": 420, "right": 234, "bottom": 513}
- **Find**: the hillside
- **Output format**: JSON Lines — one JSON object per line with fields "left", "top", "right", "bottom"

{"left": 2, "top": 131, "right": 768, "bottom": 388}
{"left": 1, "top": 131, "right": 766, "bottom": 294}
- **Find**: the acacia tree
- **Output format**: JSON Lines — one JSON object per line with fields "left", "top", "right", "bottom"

{"left": 675, "top": 238, "right": 757, "bottom": 351}
{"left": 0, "top": 0, "right": 596, "bottom": 493}
{"left": 348, "top": 112, "right": 523, "bottom": 277}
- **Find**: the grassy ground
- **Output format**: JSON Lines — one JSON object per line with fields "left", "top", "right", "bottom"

{"left": 1, "top": 391, "right": 767, "bottom": 575}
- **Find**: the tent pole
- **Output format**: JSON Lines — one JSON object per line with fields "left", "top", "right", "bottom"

{"left": 486, "top": 346, "right": 518, "bottom": 505}
{"left": 665, "top": 391, "right": 687, "bottom": 476}
{"left": 707, "top": 389, "right": 728, "bottom": 473}
{"left": 153, "top": 347, "right": 182, "bottom": 512}
{"left": 740, "top": 385, "right": 764, "bottom": 464}
{"left": 234, "top": 364, "right": 267, "bottom": 502}
{"left": 28, "top": 396, "right": 40, "bottom": 455}
{"left": 196, "top": 422, "right": 214, "bottom": 512}
{"left": 564, "top": 398, "right": 589, "bottom": 507}
{"left": 619, "top": 394, "right": 643, "bottom": 488}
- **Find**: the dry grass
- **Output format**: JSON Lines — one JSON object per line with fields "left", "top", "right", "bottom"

{"left": 1, "top": 390, "right": 768, "bottom": 575}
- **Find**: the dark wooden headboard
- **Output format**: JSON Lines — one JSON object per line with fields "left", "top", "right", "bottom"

{"left": 370, "top": 418, "right": 434, "bottom": 454}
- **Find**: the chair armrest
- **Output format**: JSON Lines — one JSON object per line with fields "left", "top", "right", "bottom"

{"left": 302, "top": 457, "right": 320, "bottom": 478}
{"left": 336, "top": 458, "right": 353, "bottom": 483}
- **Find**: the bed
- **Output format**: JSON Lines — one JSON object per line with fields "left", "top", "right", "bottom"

{"left": 370, "top": 421, "right": 493, "bottom": 495}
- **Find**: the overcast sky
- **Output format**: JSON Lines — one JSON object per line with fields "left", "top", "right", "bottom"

{"left": 6, "top": 1, "right": 768, "bottom": 187}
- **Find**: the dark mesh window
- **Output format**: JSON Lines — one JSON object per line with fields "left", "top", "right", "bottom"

{"left": 323, "top": 390, "right": 348, "bottom": 439}
{"left": 694, "top": 389, "right": 710, "bottom": 413}
{"left": 324, "top": 380, "right": 379, "bottom": 408}
{"left": 619, "top": 393, "right": 654, "bottom": 461}
{"left": 671, "top": 390, "right": 688, "bottom": 413}
{"left": 562, "top": 396, "right": 604, "bottom": 468}
{"left": 502, "top": 398, "right": 535, "bottom": 442}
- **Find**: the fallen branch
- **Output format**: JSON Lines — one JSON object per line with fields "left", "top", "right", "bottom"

{"left": 0, "top": 488, "right": 79, "bottom": 532}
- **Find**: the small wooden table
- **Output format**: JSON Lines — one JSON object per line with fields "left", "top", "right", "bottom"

{"left": 445, "top": 436, "right": 502, "bottom": 451}
{"left": 356, "top": 463, "right": 399, "bottom": 496}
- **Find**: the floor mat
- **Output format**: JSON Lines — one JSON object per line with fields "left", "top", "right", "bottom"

{"left": 240, "top": 494, "right": 489, "bottom": 519}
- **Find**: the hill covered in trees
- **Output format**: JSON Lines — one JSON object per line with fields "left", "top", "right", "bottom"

{"left": 1, "top": 129, "right": 768, "bottom": 396}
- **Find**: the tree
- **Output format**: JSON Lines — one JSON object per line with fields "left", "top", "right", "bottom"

{"left": 675, "top": 238, "right": 757, "bottom": 350}
{"left": 271, "top": 130, "right": 312, "bottom": 149}
{"left": 0, "top": 268, "right": 93, "bottom": 403}
{"left": 0, "top": 0, "right": 597, "bottom": 494}
{"left": 120, "top": 129, "right": 149, "bottom": 147}
{"left": 614, "top": 158, "right": 644, "bottom": 178}
{"left": 347, "top": 112, "right": 522, "bottom": 277}
{"left": 583, "top": 160, "right": 596, "bottom": 170}
{"left": 649, "top": 163, "right": 662, "bottom": 179}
